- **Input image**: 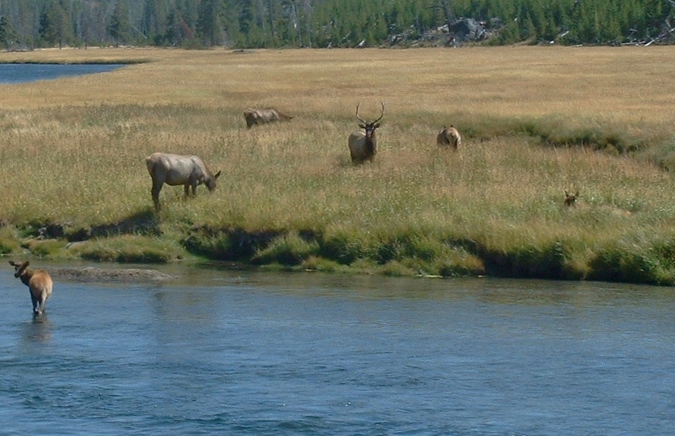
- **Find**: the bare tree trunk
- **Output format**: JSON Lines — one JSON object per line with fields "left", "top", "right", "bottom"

{"left": 441, "top": 0, "right": 455, "bottom": 28}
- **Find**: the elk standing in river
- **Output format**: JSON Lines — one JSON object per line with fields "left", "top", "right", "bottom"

{"left": 9, "top": 260, "right": 53, "bottom": 315}
{"left": 348, "top": 102, "right": 384, "bottom": 164}
{"left": 145, "top": 152, "right": 221, "bottom": 211}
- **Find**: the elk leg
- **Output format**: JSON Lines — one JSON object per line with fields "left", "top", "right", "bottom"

{"left": 37, "top": 294, "right": 47, "bottom": 314}
{"left": 151, "top": 184, "right": 162, "bottom": 211}
{"left": 185, "top": 182, "right": 197, "bottom": 197}
{"left": 30, "top": 294, "right": 38, "bottom": 312}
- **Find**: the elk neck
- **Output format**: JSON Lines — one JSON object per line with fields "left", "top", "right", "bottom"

{"left": 365, "top": 128, "right": 377, "bottom": 153}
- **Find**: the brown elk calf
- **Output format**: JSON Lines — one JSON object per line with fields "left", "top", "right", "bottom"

{"left": 437, "top": 125, "right": 462, "bottom": 150}
{"left": 564, "top": 190, "right": 579, "bottom": 207}
{"left": 9, "top": 261, "right": 53, "bottom": 315}
{"left": 244, "top": 108, "right": 294, "bottom": 128}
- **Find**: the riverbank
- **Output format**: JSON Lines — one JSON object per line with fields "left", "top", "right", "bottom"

{"left": 1, "top": 47, "right": 675, "bottom": 285}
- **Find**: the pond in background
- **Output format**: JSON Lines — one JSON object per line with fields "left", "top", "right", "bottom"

{"left": 0, "top": 63, "right": 124, "bottom": 84}
{"left": 0, "top": 264, "right": 673, "bottom": 435}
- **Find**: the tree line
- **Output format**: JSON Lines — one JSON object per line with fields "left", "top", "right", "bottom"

{"left": 0, "top": 0, "right": 672, "bottom": 50}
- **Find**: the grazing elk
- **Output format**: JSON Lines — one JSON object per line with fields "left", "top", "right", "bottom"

{"left": 243, "top": 108, "right": 294, "bottom": 128}
{"left": 437, "top": 125, "right": 462, "bottom": 150}
{"left": 564, "top": 190, "right": 579, "bottom": 207}
{"left": 9, "top": 261, "right": 53, "bottom": 315}
{"left": 145, "top": 152, "right": 221, "bottom": 211}
{"left": 348, "top": 102, "right": 385, "bottom": 164}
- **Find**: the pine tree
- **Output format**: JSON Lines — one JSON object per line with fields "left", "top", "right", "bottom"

{"left": 196, "top": 0, "right": 222, "bottom": 46}
{"left": 39, "top": 1, "right": 72, "bottom": 48}
{"left": 108, "top": 0, "right": 130, "bottom": 47}
{"left": 0, "top": 15, "right": 16, "bottom": 50}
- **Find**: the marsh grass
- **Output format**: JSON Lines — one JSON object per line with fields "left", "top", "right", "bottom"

{"left": 1, "top": 47, "right": 675, "bottom": 283}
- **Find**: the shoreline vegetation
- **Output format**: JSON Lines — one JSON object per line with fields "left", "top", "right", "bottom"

{"left": 1, "top": 46, "right": 675, "bottom": 285}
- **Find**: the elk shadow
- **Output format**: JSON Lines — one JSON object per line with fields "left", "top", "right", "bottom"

{"left": 64, "top": 209, "right": 160, "bottom": 242}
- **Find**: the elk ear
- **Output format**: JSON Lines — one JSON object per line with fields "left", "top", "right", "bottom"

{"left": 575, "top": 190, "right": 579, "bottom": 197}
{"left": 359, "top": 124, "right": 366, "bottom": 129}
{"left": 9, "top": 260, "right": 16, "bottom": 266}
{"left": 565, "top": 190, "right": 570, "bottom": 196}
{"left": 214, "top": 170, "right": 222, "bottom": 179}
{"left": 374, "top": 123, "right": 381, "bottom": 128}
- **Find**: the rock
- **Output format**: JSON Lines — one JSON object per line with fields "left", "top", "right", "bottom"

{"left": 51, "top": 267, "right": 174, "bottom": 283}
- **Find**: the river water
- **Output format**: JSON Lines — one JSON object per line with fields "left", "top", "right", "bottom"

{"left": 0, "top": 265, "right": 674, "bottom": 435}
{"left": 0, "top": 63, "right": 123, "bottom": 84}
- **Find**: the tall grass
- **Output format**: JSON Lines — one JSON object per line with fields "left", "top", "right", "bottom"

{"left": 1, "top": 46, "right": 675, "bottom": 283}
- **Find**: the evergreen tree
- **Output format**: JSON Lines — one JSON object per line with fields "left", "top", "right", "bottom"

{"left": 0, "top": 15, "right": 16, "bottom": 50}
{"left": 164, "top": 6, "right": 194, "bottom": 46}
{"left": 141, "top": 0, "right": 168, "bottom": 44}
{"left": 0, "top": 0, "right": 672, "bottom": 49}
{"left": 108, "top": 0, "right": 130, "bottom": 47}
{"left": 39, "top": 1, "right": 73, "bottom": 48}
{"left": 196, "top": 0, "right": 223, "bottom": 46}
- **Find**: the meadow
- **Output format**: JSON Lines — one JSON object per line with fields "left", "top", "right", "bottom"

{"left": 1, "top": 46, "right": 675, "bottom": 284}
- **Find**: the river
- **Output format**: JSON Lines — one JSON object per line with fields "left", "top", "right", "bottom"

{"left": 0, "top": 264, "right": 674, "bottom": 435}
{"left": 0, "top": 63, "right": 123, "bottom": 84}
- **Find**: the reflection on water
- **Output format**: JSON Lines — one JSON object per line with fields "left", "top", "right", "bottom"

{"left": 22, "top": 315, "right": 52, "bottom": 344}
{"left": 0, "top": 265, "right": 674, "bottom": 434}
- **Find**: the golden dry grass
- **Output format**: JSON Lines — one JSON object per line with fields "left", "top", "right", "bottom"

{"left": 1, "top": 46, "right": 675, "bottom": 281}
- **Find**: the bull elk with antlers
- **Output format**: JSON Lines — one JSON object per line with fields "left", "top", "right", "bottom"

{"left": 348, "top": 102, "right": 384, "bottom": 164}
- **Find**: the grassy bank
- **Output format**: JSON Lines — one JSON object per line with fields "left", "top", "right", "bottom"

{"left": 1, "top": 46, "right": 675, "bottom": 284}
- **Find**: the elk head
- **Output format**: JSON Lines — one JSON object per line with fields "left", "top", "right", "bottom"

{"left": 564, "top": 190, "right": 579, "bottom": 207}
{"left": 355, "top": 102, "right": 385, "bottom": 140}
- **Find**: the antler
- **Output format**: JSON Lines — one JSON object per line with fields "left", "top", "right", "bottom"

{"left": 355, "top": 102, "right": 385, "bottom": 124}
{"left": 355, "top": 103, "right": 366, "bottom": 124}
{"left": 374, "top": 101, "right": 385, "bottom": 123}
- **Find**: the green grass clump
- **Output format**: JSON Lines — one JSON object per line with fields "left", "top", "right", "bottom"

{"left": 300, "top": 256, "right": 345, "bottom": 273}
{"left": 251, "top": 231, "right": 319, "bottom": 266}
{"left": 73, "top": 235, "right": 185, "bottom": 264}
{"left": 588, "top": 236, "right": 675, "bottom": 286}
{"left": 22, "top": 239, "right": 65, "bottom": 257}
{"left": 0, "top": 226, "right": 21, "bottom": 254}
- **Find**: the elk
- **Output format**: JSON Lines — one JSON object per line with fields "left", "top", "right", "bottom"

{"left": 243, "top": 108, "right": 294, "bottom": 128}
{"left": 145, "top": 152, "right": 221, "bottom": 211}
{"left": 9, "top": 261, "right": 53, "bottom": 315}
{"left": 437, "top": 125, "right": 462, "bottom": 150}
{"left": 564, "top": 190, "right": 579, "bottom": 207}
{"left": 348, "top": 102, "right": 384, "bottom": 164}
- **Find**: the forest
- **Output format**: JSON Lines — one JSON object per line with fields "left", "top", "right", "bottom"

{"left": 0, "top": 0, "right": 673, "bottom": 50}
